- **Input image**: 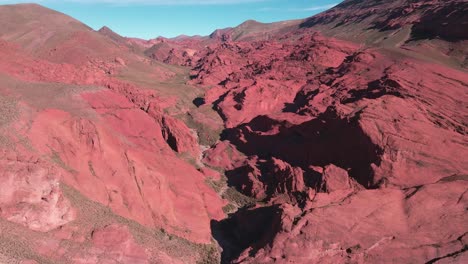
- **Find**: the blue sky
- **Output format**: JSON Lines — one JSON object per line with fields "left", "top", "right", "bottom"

{"left": 0, "top": 0, "right": 340, "bottom": 39}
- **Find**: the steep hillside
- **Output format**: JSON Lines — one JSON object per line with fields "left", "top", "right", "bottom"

{"left": 210, "top": 19, "right": 303, "bottom": 42}
{"left": 0, "top": 3, "right": 226, "bottom": 263}
{"left": 0, "top": 4, "right": 125, "bottom": 65}
{"left": 0, "top": 1, "right": 467, "bottom": 264}
{"left": 301, "top": 0, "right": 468, "bottom": 42}
{"left": 300, "top": 0, "right": 468, "bottom": 68}
{"left": 187, "top": 0, "right": 468, "bottom": 263}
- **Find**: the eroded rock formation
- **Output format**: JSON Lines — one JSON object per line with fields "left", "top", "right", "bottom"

{"left": 0, "top": 0, "right": 467, "bottom": 263}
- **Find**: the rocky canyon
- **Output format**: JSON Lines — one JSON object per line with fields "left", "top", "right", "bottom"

{"left": 0, "top": 0, "right": 467, "bottom": 263}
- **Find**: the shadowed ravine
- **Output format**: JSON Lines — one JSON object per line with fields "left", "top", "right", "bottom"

{"left": 222, "top": 110, "right": 383, "bottom": 188}
{"left": 0, "top": 1, "right": 467, "bottom": 263}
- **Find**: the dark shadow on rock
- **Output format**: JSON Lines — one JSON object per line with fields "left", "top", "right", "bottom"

{"left": 283, "top": 88, "right": 319, "bottom": 113}
{"left": 225, "top": 164, "right": 258, "bottom": 199}
{"left": 211, "top": 205, "right": 282, "bottom": 263}
{"left": 410, "top": 2, "right": 468, "bottom": 42}
{"left": 225, "top": 158, "right": 322, "bottom": 200}
{"left": 193, "top": 97, "right": 205, "bottom": 107}
{"left": 341, "top": 77, "right": 405, "bottom": 104}
{"left": 221, "top": 108, "right": 383, "bottom": 188}
{"left": 212, "top": 91, "right": 231, "bottom": 122}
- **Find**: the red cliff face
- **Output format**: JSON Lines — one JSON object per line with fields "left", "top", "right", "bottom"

{"left": 189, "top": 33, "right": 359, "bottom": 128}
{"left": 0, "top": 4, "right": 224, "bottom": 263}
{"left": 0, "top": 1, "right": 467, "bottom": 263}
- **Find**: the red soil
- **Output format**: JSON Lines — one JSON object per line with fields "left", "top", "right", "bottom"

{"left": 0, "top": 1, "right": 467, "bottom": 263}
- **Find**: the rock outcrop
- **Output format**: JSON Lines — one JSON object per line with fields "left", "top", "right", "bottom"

{"left": 195, "top": 1, "right": 468, "bottom": 263}
{"left": 0, "top": 1, "right": 467, "bottom": 263}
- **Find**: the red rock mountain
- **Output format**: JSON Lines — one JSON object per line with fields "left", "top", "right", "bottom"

{"left": 0, "top": 1, "right": 467, "bottom": 264}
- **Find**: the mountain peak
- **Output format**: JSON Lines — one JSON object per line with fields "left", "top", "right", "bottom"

{"left": 98, "top": 26, "right": 113, "bottom": 32}
{"left": 239, "top": 19, "right": 262, "bottom": 26}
